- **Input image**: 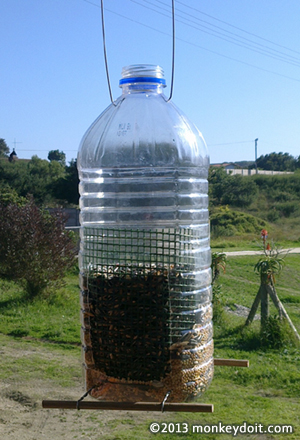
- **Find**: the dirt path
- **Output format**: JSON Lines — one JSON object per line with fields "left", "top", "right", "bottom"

{"left": 0, "top": 335, "right": 163, "bottom": 440}
{"left": 225, "top": 248, "right": 300, "bottom": 257}
{"left": 0, "top": 385, "right": 140, "bottom": 440}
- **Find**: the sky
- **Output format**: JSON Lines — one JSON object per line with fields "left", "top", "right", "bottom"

{"left": 1, "top": 0, "right": 300, "bottom": 165}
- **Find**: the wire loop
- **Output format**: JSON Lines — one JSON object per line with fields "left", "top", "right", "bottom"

{"left": 100, "top": 0, "right": 175, "bottom": 104}
{"left": 161, "top": 390, "right": 171, "bottom": 412}
{"left": 166, "top": 0, "right": 175, "bottom": 102}
{"left": 76, "top": 385, "right": 96, "bottom": 410}
{"left": 100, "top": 0, "right": 116, "bottom": 106}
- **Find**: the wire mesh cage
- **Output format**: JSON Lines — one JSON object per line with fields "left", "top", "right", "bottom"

{"left": 80, "top": 226, "right": 213, "bottom": 402}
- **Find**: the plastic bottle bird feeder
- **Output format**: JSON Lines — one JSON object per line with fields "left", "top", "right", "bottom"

{"left": 43, "top": 2, "right": 249, "bottom": 413}
{"left": 43, "top": 65, "right": 249, "bottom": 412}
{"left": 76, "top": 63, "right": 213, "bottom": 404}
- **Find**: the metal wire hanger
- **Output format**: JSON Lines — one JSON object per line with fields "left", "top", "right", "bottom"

{"left": 100, "top": 0, "right": 176, "bottom": 106}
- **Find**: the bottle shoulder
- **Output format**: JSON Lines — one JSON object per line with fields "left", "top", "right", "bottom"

{"left": 78, "top": 94, "right": 209, "bottom": 169}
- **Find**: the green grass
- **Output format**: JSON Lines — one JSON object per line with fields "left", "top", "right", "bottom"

{"left": 0, "top": 340, "right": 81, "bottom": 387}
{"left": 0, "top": 272, "right": 81, "bottom": 344}
{"left": 0, "top": 258, "right": 300, "bottom": 439}
{"left": 221, "top": 254, "right": 300, "bottom": 310}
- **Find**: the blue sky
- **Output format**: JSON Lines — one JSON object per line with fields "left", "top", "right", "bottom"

{"left": 1, "top": 0, "right": 300, "bottom": 165}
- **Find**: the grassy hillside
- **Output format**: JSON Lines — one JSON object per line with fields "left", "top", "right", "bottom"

{"left": 209, "top": 170, "right": 300, "bottom": 248}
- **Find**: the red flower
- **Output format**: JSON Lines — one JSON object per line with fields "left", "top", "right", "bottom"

{"left": 261, "top": 229, "right": 268, "bottom": 238}
{"left": 266, "top": 243, "right": 271, "bottom": 250}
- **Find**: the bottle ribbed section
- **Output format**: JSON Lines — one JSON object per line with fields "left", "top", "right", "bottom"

{"left": 79, "top": 167, "right": 208, "bottom": 227}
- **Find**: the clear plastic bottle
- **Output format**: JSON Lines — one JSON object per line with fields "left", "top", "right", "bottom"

{"left": 77, "top": 64, "right": 213, "bottom": 402}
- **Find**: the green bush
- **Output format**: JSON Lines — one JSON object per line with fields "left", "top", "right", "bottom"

{"left": 210, "top": 207, "right": 268, "bottom": 238}
{"left": 274, "top": 191, "right": 293, "bottom": 202}
{"left": 0, "top": 197, "right": 76, "bottom": 297}
{"left": 209, "top": 168, "right": 258, "bottom": 208}
{"left": 260, "top": 315, "right": 299, "bottom": 349}
{"left": 211, "top": 224, "right": 236, "bottom": 238}
{"left": 266, "top": 208, "right": 280, "bottom": 222}
{"left": 253, "top": 174, "right": 300, "bottom": 203}
{"left": 276, "top": 202, "right": 299, "bottom": 218}
{"left": 0, "top": 183, "right": 26, "bottom": 206}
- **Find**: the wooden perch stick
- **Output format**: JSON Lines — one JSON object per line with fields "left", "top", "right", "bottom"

{"left": 42, "top": 360, "right": 248, "bottom": 412}
{"left": 42, "top": 400, "right": 213, "bottom": 412}
{"left": 214, "top": 358, "right": 249, "bottom": 367}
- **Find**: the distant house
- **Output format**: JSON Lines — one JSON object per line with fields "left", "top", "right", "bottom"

{"left": 210, "top": 162, "right": 293, "bottom": 176}
{"left": 211, "top": 162, "right": 242, "bottom": 170}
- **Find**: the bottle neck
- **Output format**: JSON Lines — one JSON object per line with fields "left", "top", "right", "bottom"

{"left": 119, "top": 64, "right": 166, "bottom": 95}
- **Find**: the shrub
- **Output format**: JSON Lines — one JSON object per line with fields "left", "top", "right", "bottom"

{"left": 221, "top": 175, "right": 258, "bottom": 207}
{"left": 260, "top": 315, "right": 299, "bottom": 349}
{"left": 0, "top": 197, "right": 76, "bottom": 297}
{"left": 210, "top": 207, "right": 268, "bottom": 238}
{"left": 237, "top": 318, "right": 299, "bottom": 351}
{"left": 276, "top": 202, "right": 299, "bottom": 218}
{"left": 209, "top": 169, "right": 258, "bottom": 208}
{"left": 0, "top": 184, "right": 26, "bottom": 207}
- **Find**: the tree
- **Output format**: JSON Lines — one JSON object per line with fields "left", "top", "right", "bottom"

{"left": 209, "top": 167, "right": 258, "bottom": 208}
{"left": 0, "top": 154, "right": 69, "bottom": 205}
{"left": 51, "top": 159, "right": 79, "bottom": 205}
{"left": 208, "top": 167, "right": 229, "bottom": 207}
{"left": 252, "top": 152, "right": 297, "bottom": 171}
{"left": 221, "top": 175, "right": 258, "bottom": 207}
{"left": 0, "top": 197, "right": 76, "bottom": 296}
{"left": 0, "top": 138, "right": 9, "bottom": 157}
{"left": 0, "top": 183, "right": 26, "bottom": 206}
{"left": 48, "top": 149, "right": 66, "bottom": 166}
{"left": 24, "top": 156, "right": 66, "bottom": 204}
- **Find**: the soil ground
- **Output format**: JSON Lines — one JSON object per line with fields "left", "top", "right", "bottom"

{"left": 0, "top": 336, "right": 158, "bottom": 440}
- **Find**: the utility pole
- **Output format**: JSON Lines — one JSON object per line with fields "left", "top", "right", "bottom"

{"left": 255, "top": 138, "right": 258, "bottom": 174}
